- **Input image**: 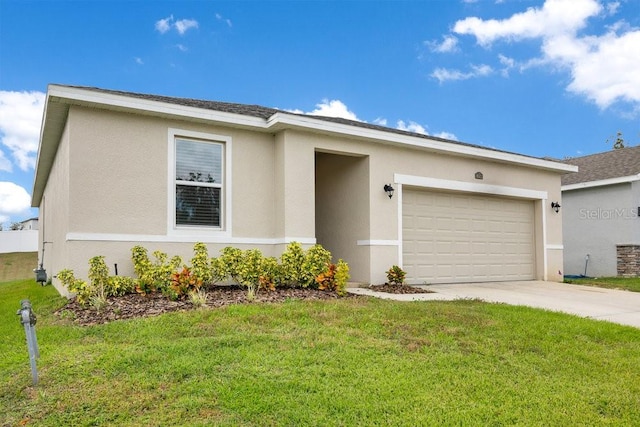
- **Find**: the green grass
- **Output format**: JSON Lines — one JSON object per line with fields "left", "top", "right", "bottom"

{"left": 0, "top": 252, "right": 38, "bottom": 282}
{"left": 564, "top": 276, "right": 640, "bottom": 292}
{"left": 2, "top": 280, "right": 640, "bottom": 426}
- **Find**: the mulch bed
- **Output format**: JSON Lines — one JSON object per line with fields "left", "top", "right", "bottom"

{"left": 55, "top": 285, "right": 356, "bottom": 326}
{"left": 367, "top": 283, "right": 434, "bottom": 294}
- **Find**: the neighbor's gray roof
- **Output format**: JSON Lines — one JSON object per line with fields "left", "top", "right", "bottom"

{"left": 562, "top": 146, "right": 640, "bottom": 186}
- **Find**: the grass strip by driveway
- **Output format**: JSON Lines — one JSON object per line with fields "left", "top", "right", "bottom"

{"left": 565, "top": 276, "right": 640, "bottom": 292}
{"left": 2, "top": 279, "right": 640, "bottom": 426}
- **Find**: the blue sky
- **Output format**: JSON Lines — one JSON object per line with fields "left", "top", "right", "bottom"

{"left": 1, "top": 0, "right": 639, "bottom": 226}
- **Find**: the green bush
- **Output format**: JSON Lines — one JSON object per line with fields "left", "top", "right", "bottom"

{"left": 106, "top": 276, "right": 137, "bottom": 296}
{"left": 190, "top": 242, "right": 212, "bottom": 285}
{"left": 386, "top": 265, "right": 406, "bottom": 285}
{"left": 302, "top": 245, "right": 332, "bottom": 287}
{"left": 335, "top": 259, "right": 350, "bottom": 296}
{"left": 57, "top": 269, "right": 91, "bottom": 306}
{"left": 131, "top": 246, "right": 182, "bottom": 294}
{"left": 88, "top": 256, "right": 109, "bottom": 301}
{"left": 279, "top": 242, "right": 307, "bottom": 287}
{"left": 216, "top": 247, "right": 244, "bottom": 284}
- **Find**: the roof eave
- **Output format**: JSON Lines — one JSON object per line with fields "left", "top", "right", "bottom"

{"left": 267, "top": 112, "right": 578, "bottom": 173}
{"left": 562, "top": 174, "right": 640, "bottom": 191}
{"left": 32, "top": 85, "right": 577, "bottom": 206}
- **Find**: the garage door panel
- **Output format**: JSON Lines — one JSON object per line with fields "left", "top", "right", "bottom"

{"left": 403, "top": 189, "right": 535, "bottom": 284}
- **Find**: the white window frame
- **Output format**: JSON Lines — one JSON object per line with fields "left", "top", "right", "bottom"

{"left": 167, "top": 128, "right": 232, "bottom": 238}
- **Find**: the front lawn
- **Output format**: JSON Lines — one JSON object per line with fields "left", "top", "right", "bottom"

{"left": 564, "top": 276, "right": 640, "bottom": 292}
{"left": 2, "top": 279, "right": 639, "bottom": 426}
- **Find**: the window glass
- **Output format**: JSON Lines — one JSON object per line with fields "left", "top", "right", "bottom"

{"left": 176, "top": 139, "right": 222, "bottom": 183}
{"left": 175, "top": 139, "right": 222, "bottom": 227}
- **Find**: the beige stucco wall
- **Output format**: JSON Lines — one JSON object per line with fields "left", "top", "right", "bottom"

{"left": 40, "top": 104, "right": 565, "bottom": 290}
{"left": 315, "top": 151, "right": 370, "bottom": 282}
{"left": 39, "top": 120, "right": 71, "bottom": 295}
{"left": 281, "top": 129, "right": 565, "bottom": 284}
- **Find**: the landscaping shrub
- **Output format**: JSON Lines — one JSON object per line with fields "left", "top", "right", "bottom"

{"left": 190, "top": 242, "right": 213, "bottom": 285}
{"left": 386, "top": 265, "right": 406, "bottom": 285}
{"left": 57, "top": 269, "right": 91, "bottom": 306}
{"left": 106, "top": 276, "right": 137, "bottom": 296}
{"left": 59, "top": 242, "right": 349, "bottom": 310}
{"left": 302, "top": 244, "right": 332, "bottom": 287}
{"left": 170, "top": 266, "right": 203, "bottom": 299}
{"left": 131, "top": 246, "right": 182, "bottom": 294}
{"left": 216, "top": 246, "right": 244, "bottom": 283}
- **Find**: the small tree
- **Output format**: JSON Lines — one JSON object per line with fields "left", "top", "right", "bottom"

{"left": 607, "top": 131, "right": 625, "bottom": 150}
{"left": 10, "top": 222, "right": 23, "bottom": 231}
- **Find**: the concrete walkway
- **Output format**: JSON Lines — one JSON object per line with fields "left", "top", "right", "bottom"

{"left": 348, "top": 281, "right": 640, "bottom": 329}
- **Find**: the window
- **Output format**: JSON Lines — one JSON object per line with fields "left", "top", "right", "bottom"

{"left": 175, "top": 138, "right": 223, "bottom": 228}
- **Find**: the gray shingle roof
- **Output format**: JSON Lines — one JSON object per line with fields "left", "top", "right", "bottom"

{"left": 64, "top": 85, "right": 548, "bottom": 161}
{"left": 562, "top": 146, "right": 640, "bottom": 186}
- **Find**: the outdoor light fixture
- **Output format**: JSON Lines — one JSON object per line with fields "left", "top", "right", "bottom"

{"left": 384, "top": 184, "right": 395, "bottom": 199}
{"left": 551, "top": 201, "right": 561, "bottom": 213}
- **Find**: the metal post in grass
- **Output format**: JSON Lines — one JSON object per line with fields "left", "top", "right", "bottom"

{"left": 17, "top": 299, "right": 40, "bottom": 385}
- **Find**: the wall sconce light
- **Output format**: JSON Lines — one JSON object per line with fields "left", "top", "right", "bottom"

{"left": 551, "top": 201, "right": 561, "bottom": 213}
{"left": 475, "top": 172, "right": 483, "bottom": 180}
{"left": 384, "top": 184, "right": 395, "bottom": 199}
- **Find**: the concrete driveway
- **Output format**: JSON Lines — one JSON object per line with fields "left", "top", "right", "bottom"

{"left": 348, "top": 281, "right": 640, "bottom": 329}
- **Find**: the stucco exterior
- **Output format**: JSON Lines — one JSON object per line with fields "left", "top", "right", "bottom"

{"left": 562, "top": 181, "right": 640, "bottom": 277}
{"left": 33, "top": 85, "right": 574, "bottom": 295}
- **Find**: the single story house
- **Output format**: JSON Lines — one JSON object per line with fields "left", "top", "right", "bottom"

{"left": 32, "top": 85, "right": 575, "bottom": 294}
{"left": 562, "top": 146, "right": 640, "bottom": 277}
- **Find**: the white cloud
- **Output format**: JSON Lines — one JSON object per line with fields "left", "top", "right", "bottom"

{"left": 431, "top": 64, "right": 492, "bottom": 83}
{"left": 0, "top": 90, "right": 45, "bottom": 171}
{"left": 397, "top": 120, "right": 428, "bottom": 135}
{"left": 453, "top": 0, "right": 601, "bottom": 47}
{"left": 175, "top": 19, "right": 198, "bottom": 35}
{"left": 547, "top": 29, "right": 640, "bottom": 109}
{"left": 287, "top": 101, "right": 457, "bottom": 140}
{"left": 442, "top": 0, "right": 640, "bottom": 112}
{"left": 176, "top": 44, "right": 188, "bottom": 52}
{"left": 498, "top": 54, "right": 515, "bottom": 76}
{"left": 216, "top": 13, "right": 233, "bottom": 27}
{"left": 308, "top": 99, "right": 361, "bottom": 121}
{"left": 155, "top": 15, "right": 173, "bottom": 34}
{"left": 0, "top": 181, "right": 31, "bottom": 223}
{"left": 433, "top": 131, "right": 458, "bottom": 141}
{"left": 134, "top": 57, "right": 144, "bottom": 65}
{"left": 425, "top": 35, "right": 459, "bottom": 53}
{"left": 606, "top": 1, "right": 620, "bottom": 16}
{"left": 155, "top": 15, "right": 199, "bottom": 35}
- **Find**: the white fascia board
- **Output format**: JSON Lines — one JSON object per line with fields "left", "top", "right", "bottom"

{"left": 47, "top": 85, "right": 269, "bottom": 129}
{"left": 267, "top": 112, "right": 577, "bottom": 174}
{"left": 395, "top": 174, "right": 548, "bottom": 200}
{"left": 561, "top": 174, "right": 640, "bottom": 191}
{"left": 46, "top": 85, "right": 576, "bottom": 174}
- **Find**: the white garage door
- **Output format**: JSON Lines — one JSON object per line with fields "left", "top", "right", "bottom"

{"left": 402, "top": 189, "right": 535, "bottom": 284}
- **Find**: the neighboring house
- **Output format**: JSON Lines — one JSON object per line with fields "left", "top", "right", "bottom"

{"left": 19, "top": 218, "right": 39, "bottom": 230}
{"left": 32, "top": 85, "right": 575, "bottom": 295}
{"left": 562, "top": 147, "right": 640, "bottom": 277}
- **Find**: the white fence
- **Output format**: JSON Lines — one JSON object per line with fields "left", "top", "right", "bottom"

{"left": 0, "top": 230, "right": 39, "bottom": 254}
